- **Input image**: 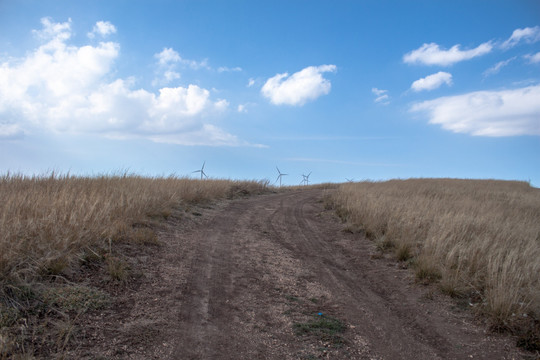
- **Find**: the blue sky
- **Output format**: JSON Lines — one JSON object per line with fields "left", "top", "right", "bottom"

{"left": 1, "top": 1, "right": 539, "bottom": 186}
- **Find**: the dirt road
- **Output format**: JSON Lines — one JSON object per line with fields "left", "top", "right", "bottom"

{"left": 76, "top": 189, "right": 523, "bottom": 359}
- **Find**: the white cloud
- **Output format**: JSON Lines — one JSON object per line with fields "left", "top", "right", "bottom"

{"left": 214, "top": 99, "right": 229, "bottom": 111}
{"left": 150, "top": 124, "right": 241, "bottom": 146}
{"left": 237, "top": 104, "right": 247, "bottom": 113}
{"left": 217, "top": 66, "right": 242, "bottom": 73}
{"left": 403, "top": 42, "right": 492, "bottom": 66}
{"left": 155, "top": 48, "right": 181, "bottom": 65}
{"left": 483, "top": 57, "right": 516, "bottom": 77}
{"left": 88, "top": 21, "right": 117, "bottom": 38}
{"left": 371, "top": 88, "right": 386, "bottom": 96}
{"left": 155, "top": 47, "right": 209, "bottom": 70}
{"left": 153, "top": 48, "right": 182, "bottom": 86}
{"left": 411, "top": 72, "right": 452, "bottom": 92}
{"left": 375, "top": 94, "right": 389, "bottom": 104}
{"left": 501, "top": 26, "right": 540, "bottom": 49}
{"left": 32, "top": 17, "right": 71, "bottom": 42}
{"left": 0, "top": 18, "right": 243, "bottom": 147}
{"left": 261, "top": 65, "right": 336, "bottom": 106}
{"left": 149, "top": 124, "right": 266, "bottom": 147}
{"left": 180, "top": 57, "right": 209, "bottom": 70}
{"left": 524, "top": 52, "right": 540, "bottom": 64}
{"left": 371, "top": 88, "right": 390, "bottom": 105}
{"left": 152, "top": 48, "right": 213, "bottom": 85}
{"left": 0, "top": 123, "right": 24, "bottom": 139}
{"left": 163, "top": 70, "right": 180, "bottom": 82}
{"left": 410, "top": 85, "right": 540, "bottom": 137}
{"left": 247, "top": 78, "right": 255, "bottom": 87}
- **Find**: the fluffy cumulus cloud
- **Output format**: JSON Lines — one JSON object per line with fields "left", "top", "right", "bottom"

{"left": 0, "top": 18, "right": 244, "bottom": 146}
{"left": 501, "top": 26, "right": 540, "bottom": 49}
{"left": 261, "top": 65, "right": 336, "bottom": 106}
{"left": 32, "top": 17, "right": 72, "bottom": 41}
{"left": 403, "top": 42, "right": 492, "bottom": 66}
{"left": 410, "top": 85, "right": 540, "bottom": 137}
{"left": 155, "top": 47, "right": 181, "bottom": 65}
{"left": 371, "top": 88, "right": 390, "bottom": 105}
{"left": 88, "top": 21, "right": 117, "bottom": 38}
{"left": 153, "top": 48, "right": 181, "bottom": 86}
{"left": 411, "top": 72, "right": 452, "bottom": 92}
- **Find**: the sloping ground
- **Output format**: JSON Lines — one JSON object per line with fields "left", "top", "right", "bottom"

{"left": 70, "top": 189, "right": 525, "bottom": 359}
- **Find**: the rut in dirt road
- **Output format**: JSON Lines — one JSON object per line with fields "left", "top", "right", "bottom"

{"left": 167, "top": 189, "right": 520, "bottom": 359}
{"left": 83, "top": 189, "right": 523, "bottom": 359}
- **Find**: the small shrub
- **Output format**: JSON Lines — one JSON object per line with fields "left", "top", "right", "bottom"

{"left": 52, "top": 318, "right": 77, "bottom": 352}
{"left": 42, "top": 285, "right": 109, "bottom": 313}
{"left": 415, "top": 257, "right": 442, "bottom": 284}
{"left": 0, "top": 304, "right": 19, "bottom": 328}
{"left": 130, "top": 228, "right": 158, "bottom": 245}
{"left": 106, "top": 256, "right": 129, "bottom": 282}
{"left": 375, "top": 235, "right": 394, "bottom": 252}
{"left": 438, "top": 271, "right": 465, "bottom": 298}
{"left": 395, "top": 243, "right": 414, "bottom": 262}
{"left": 294, "top": 314, "right": 346, "bottom": 344}
{"left": 42, "top": 256, "right": 70, "bottom": 276}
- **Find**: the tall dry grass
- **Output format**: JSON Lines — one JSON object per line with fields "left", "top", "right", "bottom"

{"left": 330, "top": 179, "right": 540, "bottom": 330}
{"left": 0, "top": 172, "right": 268, "bottom": 285}
{"left": 0, "top": 172, "right": 268, "bottom": 357}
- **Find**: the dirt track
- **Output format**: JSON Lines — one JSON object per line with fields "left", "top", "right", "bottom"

{"left": 76, "top": 189, "right": 523, "bottom": 359}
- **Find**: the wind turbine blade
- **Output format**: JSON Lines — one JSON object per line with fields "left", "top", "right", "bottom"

{"left": 202, "top": 161, "right": 205, "bottom": 170}
{"left": 276, "top": 166, "right": 281, "bottom": 174}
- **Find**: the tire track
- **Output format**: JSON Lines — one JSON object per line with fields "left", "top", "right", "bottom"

{"left": 263, "top": 189, "right": 518, "bottom": 359}
{"left": 87, "top": 189, "right": 523, "bottom": 359}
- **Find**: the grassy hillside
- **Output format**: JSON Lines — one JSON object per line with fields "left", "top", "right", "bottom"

{"left": 328, "top": 178, "right": 540, "bottom": 349}
{"left": 0, "top": 173, "right": 268, "bottom": 357}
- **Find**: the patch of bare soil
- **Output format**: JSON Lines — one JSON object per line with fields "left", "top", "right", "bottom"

{"left": 69, "top": 189, "right": 528, "bottom": 359}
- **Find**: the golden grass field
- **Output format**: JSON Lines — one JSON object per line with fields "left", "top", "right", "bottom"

{"left": 329, "top": 179, "right": 540, "bottom": 339}
{"left": 0, "top": 174, "right": 266, "bottom": 284}
{"left": 1, "top": 174, "right": 539, "bottom": 355}
{"left": 0, "top": 173, "right": 268, "bottom": 357}
{"left": 0, "top": 173, "right": 268, "bottom": 285}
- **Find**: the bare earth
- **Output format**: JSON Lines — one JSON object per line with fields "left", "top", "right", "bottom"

{"left": 73, "top": 189, "right": 525, "bottom": 359}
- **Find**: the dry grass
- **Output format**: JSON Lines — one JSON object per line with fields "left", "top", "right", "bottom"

{"left": 0, "top": 172, "right": 268, "bottom": 284}
{"left": 329, "top": 178, "right": 540, "bottom": 346}
{"left": 0, "top": 172, "right": 268, "bottom": 358}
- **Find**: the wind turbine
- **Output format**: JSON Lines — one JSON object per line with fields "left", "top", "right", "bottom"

{"left": 301, "top": 172, "right": 312, "bottom": 186}
{"left": 275, "top": 167, "right": 288, "bottom": 187}
{"left": 193, "top": 161, "right": 208, "bottom": 180}
{"left": 346, "top": 178, "right": 354, "bottom": 183}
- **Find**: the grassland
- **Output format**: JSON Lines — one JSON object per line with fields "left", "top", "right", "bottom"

{"left": 2, "top": 174, "right": 539, "bottom": 356}
{"left": 0, "top": 173, "right": 268, "bottom": 357}
{"left": 328, "top": 178, "right": 540, "bottom": 349}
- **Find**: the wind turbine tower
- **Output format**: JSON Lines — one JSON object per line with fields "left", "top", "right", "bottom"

{"left": 301, "top": 172, "right": 312, "bottom": 186}
{"left": 193, "top": 161, "right": 208, "bottom": 180}
{"left": 275, "top": 167, "right": 288, "bottom": 187}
